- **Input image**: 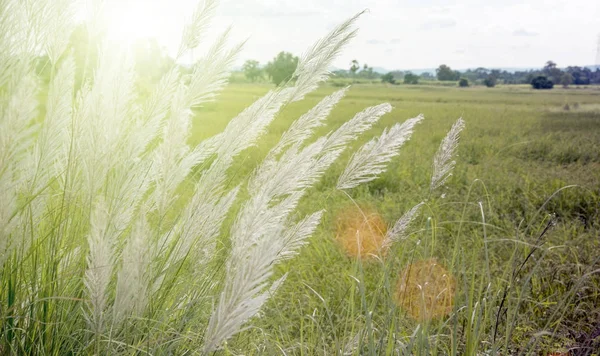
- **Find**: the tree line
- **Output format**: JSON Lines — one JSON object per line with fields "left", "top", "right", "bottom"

{"left": 244, "top": 53, "right": 600, "bottom": 89}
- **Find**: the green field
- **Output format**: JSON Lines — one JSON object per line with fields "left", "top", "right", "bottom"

{"left": 194, "top": 83, "right": 600, "bottom": 354}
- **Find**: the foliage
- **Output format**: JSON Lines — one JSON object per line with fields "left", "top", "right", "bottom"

{"left": 381, "top": 72, "right": 395, "bottom": 84}
{"left": 404, "top": 72, "right": 419, "bottom": 84}
{"left": 565, "top": 66, "right": 598, "bottom": 85}
{"left": 437, "top": 64, "right": 461, "bottom": 81}
{"left": 483, "top": 75, "right": 497, "bottom": 87}
{"left": 543, "top": 60, "right": 563, "bottom": 82}
{"left": 360, "top": 63, "right": 377, "bottom": 79}
{"left": 265, "top": 51, "right": 298, "bottom": 86}
{"left": 420, "top": 72, "right": 435, "bottom": 80}
{"left": 350, "top": 59, "right": 360, "bottom": 74}
{"left": 531, "top": 75, "right": 554, "bottom": 89}
{"left": 389, "top": 70, "right": 405, "bottom": 80}
{"left": 458, "top": 77, "right": 469, "bottom": 87}
{"left": 560, "top": 72, "right": 574, "bottom": 88}
{"left": 242, "top": 59, "right": 262, "bottom": 82}
{"left": 461, "top": 63, "right": 600, "bottom": 86}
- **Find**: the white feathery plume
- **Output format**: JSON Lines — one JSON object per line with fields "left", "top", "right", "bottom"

{"left": 0, "top": 74, "right": 38, "bottom": 179}
{"left": 383, "top": 202, "right": 424, "bottom": 249}
{"left": 291, "top": 12, "right": 362, "bottom": 101}
{"left": 322, "top": 103, "right": 392, "bottom": 154}
{"left": 0, "top": 74, "right": 38, "bottom": 267}
{"left": 269, "top": 86, "right": 349, "bottom": 157}
{"left": 41, "top": 0, "right": 76, "bottom": 64}
{"left": 162, "top": 185, "right": 240, "bottom": 267}
{"left": 30, "top": 56, "right": 75, "bottom": 194}
{"left": 132, "top": 67, "right": 180, "bottom": 155}
{"left": 203, "top": 272, "right": 287, "bottom": 353}
{"left": 0, "top": 1, "right": 37, "bottom": 89}
{"left": 151, "top": 84, "right": 195, "bottom": 212}
{"left": 84, "top": 198, "right": 114, "bottom": 334}
{"left": 337, "top": 114, "right": 424, "bottom": 190}
{"left": 276, "top": 210, "right": 324, "bottom": 262}
{"left": 152, "top": 29, "right": 241, "bottom": 212}
{"left": 177, "top": 0, "right": 218, "bottom": 59}
{"left": 187, "top": 27, "right": 243, "bottom": 107}
{"left": 206, "top": 12, "right": 363, "bottom": 177}
{"left": 74, "top": 45, "right": 136, "bottom": 197}
{"left": 430, "top": 118, "right": 465, "bottom": 191}
{"left": 7, "top": 58, "right": 76, "bottom": 258}
{"left": 113, "top": 215, "right": 150, "bottom": 322}
{"left": 215, "top": 88, "right": 294, "bottom": 161}
{"left": 204, "top": 102, "right": 392, "bottom": 351}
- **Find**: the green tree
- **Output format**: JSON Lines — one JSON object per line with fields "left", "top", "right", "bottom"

{"left": 543, "top": 60, "right": 562, "bottom": 82}
{"left": 458, "top": 77, "right": 469, "bottom": 87}
{"left": 436, "top": 64, "right": 459, "bottom": 81}
{"left": 360, "top": 64, "right": 376, "bottom": 79}
{"left": 483, "top": 75, "right": 497, "bottom": 88}
{"left": 421, "top": 72, "right": 434, "bottom": 80}
{"left": 560, "top": 72, "right": 573, "bottom": 88}
{"left": 242, "top": 59, "right": 262, "bottom": 82}
{"left": 531, "top": 76, "right": 554, "bottom": 89}
{"left": 350, "top": 59, "right": 359, "bottom": 75}
{"left": 265, "top": 52, "right": 298, "bottom": 86}
{"left": 403, "top": 72, "right": 419, "bottom": 84}
{"left": 381, "top": 72, "right": 395, "bottom": 84}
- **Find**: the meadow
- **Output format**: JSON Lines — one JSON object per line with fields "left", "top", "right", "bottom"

{"left": 194, "top": 83, "right": 600, "bottom": 354}
{"left": 2, "top": 2, "right": 600, "bottom": 354}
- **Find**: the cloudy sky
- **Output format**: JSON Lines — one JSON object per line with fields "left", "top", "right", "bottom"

{"left": 107, "top": 0, "right": 600, "bottom": 70}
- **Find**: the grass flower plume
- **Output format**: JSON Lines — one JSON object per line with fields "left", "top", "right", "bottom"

{"left": 0, "top": 0, "right": 428, "bottom": 352}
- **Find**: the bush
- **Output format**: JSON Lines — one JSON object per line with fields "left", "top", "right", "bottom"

{"left": 531, "top": 75, "right": 554, "bottom": 89}
{"left": 403, "top": 73, "right": 419, "bottom": 84}
{"left": 483, "top": 75, "right": 497, "bottom": 87}
{"left": 458, "top": 77, "right": 469, "bottom": 87}
{"left": 381, "top": 72, "right": 396, "bottom": 84}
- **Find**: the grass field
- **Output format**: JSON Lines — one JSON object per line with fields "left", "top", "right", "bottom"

{"left": 192, "top": 83, "right": 600, "bottom": 354}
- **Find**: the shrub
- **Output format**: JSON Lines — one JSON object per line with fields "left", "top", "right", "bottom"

{"left": 265, "top": 51, "right": 298, "bottom": 86}
{"left": 458, "top": 77, "right": 469, "bottom": 87}
{"left": 404, "top": 72, "right": 420, "bottom": 84}
{"left": 483, "top": 75, "right": 497, "bottom": 87}
{"left": 531, "top": 75, "right": 554, "bottom": 89}
{"left": 381, "top": 72, "right": 396, "bottom": 84}
{"left": 560, "top": 72, "right": 573, "bottom": 88}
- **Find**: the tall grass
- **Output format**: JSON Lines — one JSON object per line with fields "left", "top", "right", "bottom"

{"left": 2, "top": 1, "right": 598, "bottom": 355}
{"left": 0, "top": 0, "right": 441, "bottom": 353}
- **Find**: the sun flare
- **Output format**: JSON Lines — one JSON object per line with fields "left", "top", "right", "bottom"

{"left": 104, "top": 0, "right": 165, "bottom": 44}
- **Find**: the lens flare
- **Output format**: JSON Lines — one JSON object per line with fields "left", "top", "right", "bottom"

{"left": 335, "top": 205, "right": 388, "bottom": 259}
{"left": 105, "top": 0, "right": 163, "bottom": 44}
{"left": 394, "top": 258, "right": 456, "bottom": 321}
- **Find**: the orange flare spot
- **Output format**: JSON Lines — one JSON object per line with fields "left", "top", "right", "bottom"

{"left": 394, "top": 258, "right": 456, "bottom": 321}
{"left": 335, "top": 205, "right": 388, "bottom": 259}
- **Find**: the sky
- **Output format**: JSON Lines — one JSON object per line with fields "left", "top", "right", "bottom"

{"left": 104, "top": 0, "right": 600, "bottom": 71}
